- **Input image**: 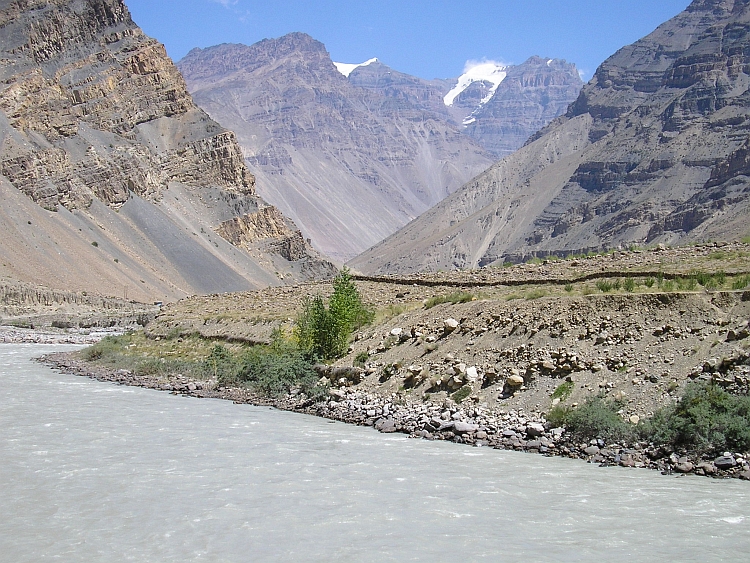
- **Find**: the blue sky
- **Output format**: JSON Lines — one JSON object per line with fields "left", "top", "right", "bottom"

{"left": 126, "top": 0, "right": 691, "bottom": 80}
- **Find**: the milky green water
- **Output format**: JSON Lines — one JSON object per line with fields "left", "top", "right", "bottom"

{"left": 1, "top": 344, "right": 749, "bottom": 562}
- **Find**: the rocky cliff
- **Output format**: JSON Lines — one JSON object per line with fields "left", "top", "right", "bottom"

{"left": 0, "top": 0, "right": 334, "bottom": 302}
{"left": 351, "top": 0, "right": 750, "bottom": 274}
{"left": 178, "top": 36, "right": 581, "bottom": 263}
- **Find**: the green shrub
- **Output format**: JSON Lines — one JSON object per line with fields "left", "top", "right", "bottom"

{"left": 623, "top": 277, "right": 636, "bottom": 292}
{"left": 353, "top": 350, "right": 369, "bottom": 368}
{"left": 551, "top": 380, "right": 574, "bottom": 401}
{"left": 238, "top": 341, "right": 319, "bottom": 398}
{"left": 424, "top": 291, "right": 475, "bottom": 309}
{"left": 661, "top": 280, "right": 675, "bottom": 292}
{"left": 564, "top": 284, "right": 574, "bottom": 293}
{"left": 547, "top": 394, "right": 633, "bottom": 442}
{"left": 641, "top": 382, "right": 750, "bottom": 455}
{"left": 81, "top": 335, "right": 125, "bottom": 361}
{"left": 676, "top": 276, "right": 697, "bottom": 291}
{"left": 596, "top": 280, "right": 613, "bottom": 292}
{"left": 732, "top": 274, "right": 750, "bottom": 290}
{"left": 203, "top": 344, "right": 240, "bottom": 382}
{"left": 644, "top": 277, "right": 655, "bottom": 288}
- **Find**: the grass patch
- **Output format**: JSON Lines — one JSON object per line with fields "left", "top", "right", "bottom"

{"left": 564, "top": 283, "right": 574, "bottom": 293}
{"left": 525, "top": 289, "right": 546, "bottom": 300}
{"left": 732, "top": 274, "right": 750, "bottom": 290}
{"left": 452, "top": 385, "right": 472, "bottom": 404}
{"left": 424, "top": 291, "right": 475, "bottom": 309}
{"left": 374, "top": 303, "right": 410, "bottom": 325}
{"left": 623, "top": 277, "right": 636, "bottom": 292}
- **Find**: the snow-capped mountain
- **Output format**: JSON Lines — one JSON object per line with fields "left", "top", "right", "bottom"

{"left": 443, "top": 60, "right": 508, "bottom": 108}
{"left": 340, "top": 54, "right": 583, "bottom": 157}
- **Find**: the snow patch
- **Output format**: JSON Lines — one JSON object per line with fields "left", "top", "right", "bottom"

{"left": 444, "top": 60, "right": 508, "bottom": 107}
{"left": 547, "top": 59, "right": 553, "bottom": 66}
{"left": 334, "top": 58, "right": 379, "bottom": 77}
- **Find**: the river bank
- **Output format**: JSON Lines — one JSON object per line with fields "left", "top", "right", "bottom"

{"left": 42, "top": 350, "right": 750, "bottom": 481}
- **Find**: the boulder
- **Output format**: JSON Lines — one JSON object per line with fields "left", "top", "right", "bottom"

{"left": 714, "top": 455, "right": 736, "bottom": 470}
{"left": 453, "top": 421, "right": 479, "bottom": 434}
{"left": 444, "top": 318, "right": 459, "bottom": 333}
{"left": 526, "top": 422, "right": 545, "bottom": 437}
{"left": 507, "top": 374, "right": 525, "bottom": 387}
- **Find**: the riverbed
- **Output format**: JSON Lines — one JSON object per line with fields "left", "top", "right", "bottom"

{"left": 1, "top": 344, "right": 748, "bottom": 562}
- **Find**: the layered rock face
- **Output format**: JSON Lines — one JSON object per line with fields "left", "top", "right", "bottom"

{"left": 0, "top": 0, "right": 334, "bottom": 301}
{"left": 178, "top": 36, "right": 581, "bottom": 262}
{"left": 351, "top": 0, "right": 750, "bottom": 274}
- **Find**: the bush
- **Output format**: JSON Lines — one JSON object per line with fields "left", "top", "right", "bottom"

{"left": 551, "top": 380, "right": 574, "bottom": 401}
{"left": 203, "top": 344, "right": 241, "bottom": 382}
{"left": 623, "top": 277, "right": 636, "bottom": 292}
{"left": 547, "top": 394, "right": 634, "bottom": 442}
{"left": 238, "top": 340, "right": 319, "bottom": 398}
{"left": 641, "top": 382, "right": 750, "bottom": 455}
{"left": 596, "top": 280, "right": 613, "bottom": 292}
{"left": 295, "top": 268, "right": 373, "bottom": 361}
{"left": 644, "top": 277, "right": 655, "bottom": 288}
{"left": 353, "top": 350, "right": 369, "bottom": 368}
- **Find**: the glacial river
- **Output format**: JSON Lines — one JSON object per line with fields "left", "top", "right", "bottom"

{"left": 1, "top": 344, "right": 749, "bottom": 562}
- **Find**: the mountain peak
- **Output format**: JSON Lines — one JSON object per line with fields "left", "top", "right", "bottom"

{"left": 444, "top": 60, "right": 508, "bottom": 107}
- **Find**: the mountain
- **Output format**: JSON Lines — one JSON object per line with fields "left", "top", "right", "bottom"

{"left": 178, "top": 36, "right": 582, "bottom": 262}
{"left": 350, "top": 0, "right": 750, "bottom": 274}
{"left": 0, "top": 0, "right": 334, "bottom": 304}
{"left": 178, "top": 36, "right": 493, "bottom": 263}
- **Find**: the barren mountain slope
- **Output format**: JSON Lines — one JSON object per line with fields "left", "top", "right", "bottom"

{"left": 351, "top": 0, "right": 750, "bottom": 274}
{"left": 0, "top": 0, "right": 334, "bottom": 303}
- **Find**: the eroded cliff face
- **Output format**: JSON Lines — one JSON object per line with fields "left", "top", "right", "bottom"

{"left": 351, "top": 0, "right": 750, "bottom": 274}
{"left": 0, "top": 0, "right": 334, "bottom": 301}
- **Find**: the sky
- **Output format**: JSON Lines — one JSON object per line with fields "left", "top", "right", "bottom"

{"left": 125, "top": 0, "right": 692, "bottom": 81}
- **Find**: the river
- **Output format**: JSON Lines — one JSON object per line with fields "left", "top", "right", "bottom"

{"left": 1, "top": 344, "right": 748, "bottom": 562}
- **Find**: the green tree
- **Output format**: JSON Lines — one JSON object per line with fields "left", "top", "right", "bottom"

{"left": 295, "top": 268, "right": 373, "bottom": 360}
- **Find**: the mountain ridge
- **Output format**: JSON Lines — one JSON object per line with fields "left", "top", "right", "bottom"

{"left": 350, "top": 0, "right": 750, "bottom": 274}
{"left": 178, "top": 35, "right": 582, "bottom": 262}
